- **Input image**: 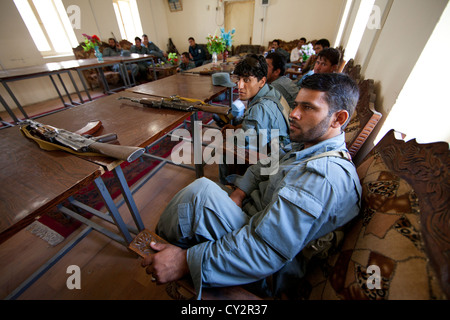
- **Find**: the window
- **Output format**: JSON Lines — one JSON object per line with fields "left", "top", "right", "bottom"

{"left": 14, "top": 0, "right": 78, "bottom": 57}
{"left": 340, "top": 0, "right": 375, "bottom": 61}
{"left": 113, "top": 0, "right": 144, "bottom": 42}
{"left": 334, "top": 0, "right": 353, "bottom": 48}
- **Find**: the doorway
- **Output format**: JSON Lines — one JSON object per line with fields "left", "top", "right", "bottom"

{"left": 224, "top": 0, "right": 255, "bottom": 45}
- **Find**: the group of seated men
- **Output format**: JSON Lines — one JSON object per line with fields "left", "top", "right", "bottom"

{"left": 102, "top": 34, "right": 169, "bottom": 81}
{"left": 136, "top": 34, "right": 361, "bottom": 300}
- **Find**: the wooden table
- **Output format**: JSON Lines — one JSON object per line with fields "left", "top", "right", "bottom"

{"left": 1, "top": 91, "right": 194, "bottom": 299}
{"left": 126, "top": 72, "right": 230, "bottom": 102}
{"left": 0, "top": 126, "right": 103, "bottom": 243}
{"left": 0, "top": 63, "right": 86, "bottom": 122}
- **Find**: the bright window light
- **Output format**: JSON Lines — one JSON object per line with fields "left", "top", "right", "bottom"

{"left": 130, "top": 0, "right": 143, "bottom": 37}
{"left": 344, "top": 0, "right": 375, "bottom": 61}
{"left": 14, "top": 0, "right": 79, "bottom": 56}
{"left": 54, "top": 0, "right": 79, "bottom": 48}
{"left": 33, "top": 0, "right": 72, "bottom": 53}
{"left": 113, "top": 3, "right": 127, "bottom": 40}
{"left": 113, "top": 0, "right": 144, "bottom": 41}
{"left": 13, "top": 0, "right": 51, "bottom": 52}
{"left": 375, "top": 1, "right": 450, "bottom": 144}
{"left": 334, "top": 0, "right": 353, "bottom": 47}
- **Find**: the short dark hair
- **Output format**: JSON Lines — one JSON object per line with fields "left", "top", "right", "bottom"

{"left": 188, "top": 37, "right": 195, "bottom": 41}
{"left": 300, "top": 37, "right": 307, "bottom": 42}
{"left": 108, "top": 38, "right": 117, "bottom": 43}
{"left": 272, "top": 39, "right": 281, "bottom": 46}
{"left": 233, "top": 54, "right": 268, "bottom": 81}
{"left": 266, "top": 52, "right": 286, "bottom": 76}
{"left": 135, "top": 37, "right": 141, "bottom": 42}
{"left": 300, "top": 73, "right": 359, "bottom": 129}
{"left": 315, "top": 38, "right": 330, "bottom": 48}
{"left": 182, "top": 52, "right": 190, "bottom": 59}
{"left": 142, "top": 34, "right": 148, "bottom": 38}
{"left": 317, "top": 48, "right": 341, "bottom": 66}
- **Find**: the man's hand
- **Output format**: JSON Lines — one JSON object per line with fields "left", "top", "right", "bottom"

{"left": 229, "top": 187, "right": 246, "bottom": 208}
{"left": 141, "top": 242, "right": 189, "bottom": 284}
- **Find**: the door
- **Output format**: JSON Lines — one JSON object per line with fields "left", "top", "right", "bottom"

{"left": 224, "top": 0, "right": 255, "bottom": 45}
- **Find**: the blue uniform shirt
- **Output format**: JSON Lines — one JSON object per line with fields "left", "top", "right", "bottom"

{"left": 182, "top": 133, "right": 361, "bottom": 298}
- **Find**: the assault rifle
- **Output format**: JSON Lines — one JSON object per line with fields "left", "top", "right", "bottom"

{"left": 20, "top": 119, "right": 145, "bottom": 162}
{"left": 118, "top": 96, "right": 230, "bottom": 115}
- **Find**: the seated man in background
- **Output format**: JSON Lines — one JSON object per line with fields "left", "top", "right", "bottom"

{"left": 266, "top": 51, "right": 299, "bottom": 109}
{"left": 142, "top": 73, "right": 362, "bottom": 300}
{"left": 177, "top": 52, "right": 195, "bottom": 72}
{"left": 296, "top": 47, "right": 341, "bottom": 86}
{"left": 142, "top": 34, "right": 168, "bottom": 62}
{"left": 289, "top": 37, "right": 307, "bottom": 66}
{"left": 218, "top": 54, "right": 291, "bottom": 183}
{"left": 270, "top": 39, "right": 290, "bottom": 63}
{"left": 131, "top": 37, "right": 151, "bottom": 80}
{"left": 102, "top": 38, "right": 138, "bottom": 79}
{"left": 302, "top": 38, "right": 330, "bottom": 74}
{"left": 188, "top": 37, "right": 207, "bottom": 67}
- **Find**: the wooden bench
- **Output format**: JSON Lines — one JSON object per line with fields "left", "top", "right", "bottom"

{"left": 152, "top": 129, "right": 449, "bottom": 300}
{"left": 345, "top": 78, "right": 382, "bottom": 158}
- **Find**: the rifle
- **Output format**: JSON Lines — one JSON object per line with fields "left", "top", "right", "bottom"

{"left": 20, "top": 119, "right": 145, "bottom": 162}
{"left": 118, "top": 96, "right": 230, "bottom": 115}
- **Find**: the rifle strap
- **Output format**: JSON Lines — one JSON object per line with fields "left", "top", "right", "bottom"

{"left": 168, "top": 95, "right": 207, "bottom": 106}
{"left": 20, "top": 126, "right": 104, "bottom": 158}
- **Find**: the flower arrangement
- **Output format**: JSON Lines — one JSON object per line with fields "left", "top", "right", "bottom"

{"left": 81, "top": 34, "right": 101, "bottom": 52}
{"left": 206, "top": 34, "right": 226, "bottom": 54}
{"left": 220, "top": 28, "right": 235, "bottom": 51}
{"left": 168, "top": 52, "right": 179, "bottom": 65}
{"left": 300, "top": 43, "right": 315, "bottom": 62}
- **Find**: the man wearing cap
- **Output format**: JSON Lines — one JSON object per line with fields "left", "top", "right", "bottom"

{"left": 218, "top": 54, "right": 291, "bottom": 183}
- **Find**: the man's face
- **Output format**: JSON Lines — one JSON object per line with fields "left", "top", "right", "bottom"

{"left": 272, "top": 41, "right": 279, "bottom": 49}
{"left": 234, "top": 75, "right": 266, "bottom": 101}
{"left": 265, "top": 58, "right": 279, "bottom": 83}
{"left": 189, "top": 39, "right": 195, "bottom": 47}
{"left": 314, "top": 44, "right": 324, "bottom": 54}
{"left": 298, "top": 40, "right": 306, "bottom": 48}
{"left": 142, "top": 36, "right": 149, "bottom": 44}
{"left": 108, "top": 39, "right": 116, "bottom": 48}
{"left": 181, "top": 55, "right": 189, "bottom": 64}
{"left": 135, "top": 39, "right": 142, "bottom": 47}
{"left": 314, "top": 56, "right": 336, "bottom": 74}
{"left": 289, "top": 88, "right": 334, "bottom": 148}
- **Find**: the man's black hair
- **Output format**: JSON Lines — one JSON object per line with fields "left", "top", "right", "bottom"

{"left": 266, "top": 52, "right": 286, "bottom": 76}
{"left": 315, "top": 38, "right": 330, "bottom": 48}
{"left": 135, "top": 36, "right": 141, "bottom": 42}
{"left": 317, "top": 48, "right": 341, "bottom": 66}
{"left": 233, "top": 54, "right": 268, "bottom": 81}
{"left": 301, "top": 73, "right": 359, "bottom": 129}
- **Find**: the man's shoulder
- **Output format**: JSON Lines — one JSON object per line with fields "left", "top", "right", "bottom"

{"left": 273, "top": 76, "right": 297, "bottom": 88}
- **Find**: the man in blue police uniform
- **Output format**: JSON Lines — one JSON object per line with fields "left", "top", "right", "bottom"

{"left": 142, "top": 73, "right": 362, "bottom": 300}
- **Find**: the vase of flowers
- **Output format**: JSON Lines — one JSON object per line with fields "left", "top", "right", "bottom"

{"left": 82, "top": 34, "right": 103, "bottom": 62}
{"left": 168, "top": 52, "right": 179, "bottom": 65}
{"left": 300, "top": 43, "right": 315, "bottom": 63}
{"left": 220, "top": 28, "right": 235, "bottom": 63}
{"left": 206, "top": 34, "right": 225, "bottom": 64}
